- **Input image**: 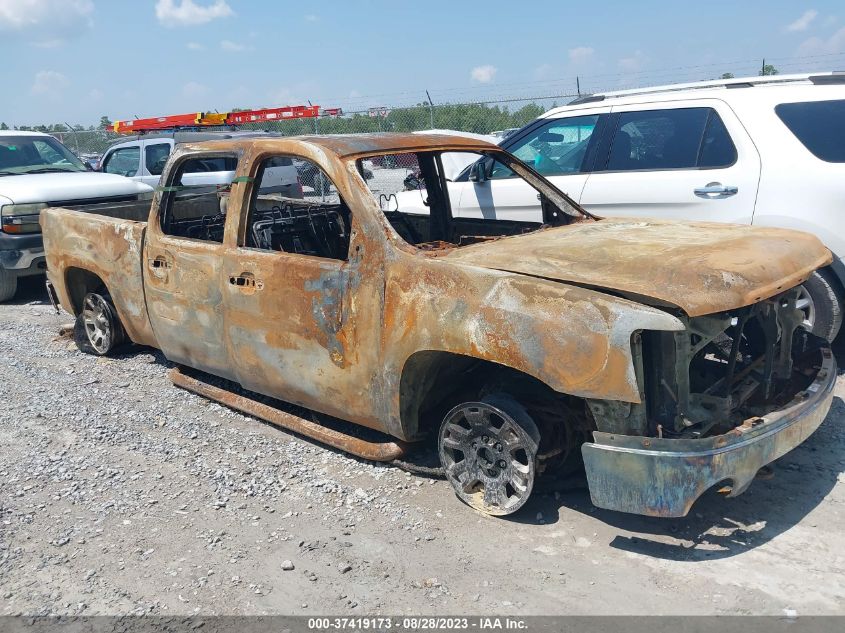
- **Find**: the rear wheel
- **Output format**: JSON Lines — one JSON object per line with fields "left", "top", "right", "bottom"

{"left": 0, "top": 268, "right": 17, "bottom": 302}
{"left": 73, "top": 291, "right": 125, "bottom": 356}
{"left": 438, "top": 394, "right": 540, "bottom": 516}
{"left": 798, "top": 268, "right": 843, "bottom": 342}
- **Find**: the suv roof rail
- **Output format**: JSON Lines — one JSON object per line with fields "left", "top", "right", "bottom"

{"left": 579, "top": 71, "right": 843, "bottom": 101}
{"left": 810, "top": 71, "right": 845, "bottom": 85}
{"left": 567, "top": 94, "right": 605, "bottom": 105}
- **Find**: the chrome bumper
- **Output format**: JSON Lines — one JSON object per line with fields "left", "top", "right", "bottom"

{"left": 582, "top": 346, "right": 837, "bottom": 517}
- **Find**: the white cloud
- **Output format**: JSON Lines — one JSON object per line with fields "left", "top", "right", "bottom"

{"left": 268, "top": 81, "right": 318, "bottom": 107}
{"left": 220, "top": 39, "right": 249, "bottom": 52}
{"left": 0, "top": 0, "right": 93, "bottom": 46}
{"left": 786, "top": 9, "right": 818, "bottom": 32}
{"left": 270, "top": 88, "right": 302, "bottom": 106}
{"left": 155, "top": 0, "right": 233, "bottom": 27}
{"left": 186, "top": 41, "right": 205, "bottom": 50}
{"left": 470, "top": 65, "right": 497, "bottom": 83}
{"left": 618, "top": 51, "right": 646, "bottom": 72}
{"left": 568, "top": 46, "right": 594, "bottom": 63}
{"left": 798, "top": 26, "right": 845, "bottom": 55}
{"left": 304, "top": 14, "right": 318, "bottom": 22}
{"left": 31, "top": 70, "right": 68, "bottom": 99}
{"left": 182, "top": 81, "right": 209, "bottom": 99}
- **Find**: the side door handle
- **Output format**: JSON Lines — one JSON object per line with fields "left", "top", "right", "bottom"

{"left": 228, "top": 272, "right": 262, "bottom": 293}
{"left": 148, "top": 255, "right": 173, "bottom": 280}
{"left": 694, "top": 182, "right": 738, "bottom": 199}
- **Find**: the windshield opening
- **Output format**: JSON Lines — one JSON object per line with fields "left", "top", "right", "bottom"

{"left": 0, "top": 135, "right": 87, "bottom": 176}
{"left": 358, "top": 148, "right": 590, "bottom": 252}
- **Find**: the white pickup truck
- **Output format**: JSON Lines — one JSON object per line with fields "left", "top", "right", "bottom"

{"left": 0, "top": 130, "right": 152, "bottom": 301}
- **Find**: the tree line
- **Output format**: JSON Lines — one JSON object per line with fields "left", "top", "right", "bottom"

{"left": 1, "top": 102, "right": 549, "bottom": 151}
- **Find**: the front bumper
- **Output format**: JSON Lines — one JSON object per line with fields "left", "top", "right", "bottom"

{"left": 0, "top": 231, "right": 45, "bottom": 274}
{"left": 582, "top": 346, "right": 837, "bottom": 517}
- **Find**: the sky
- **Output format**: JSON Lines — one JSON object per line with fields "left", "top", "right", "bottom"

{"left": 1, "top": 0, "right": 845, "bottom": 126}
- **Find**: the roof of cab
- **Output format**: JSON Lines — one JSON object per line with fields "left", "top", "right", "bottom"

{"left": 187, "top": 132, "right": 500, "bottom": 159}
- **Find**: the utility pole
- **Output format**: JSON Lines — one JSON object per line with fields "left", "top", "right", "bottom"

{"left": 576, "top": 76, "right": 581, "bottom": 96}
{"left": 426, "top": 90, "right": 435, "bottom": 130}
{"left": 308, "top": 100, "right": 317, "bottom": 135}
{"left": 761, "top": 58, "right": 765, "bottom": 76}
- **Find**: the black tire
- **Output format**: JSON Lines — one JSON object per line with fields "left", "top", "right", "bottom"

{"left": 800, "top": 268, "right": 843, "bottom": 342}
{"left": 0, "top": 268, "right": 17, "bottom": 303}
{"left": 73, "top": 291, "right": 125, "bottom": 356}
{"left": 438, "top": 393, "right": 540, "bottom": 516}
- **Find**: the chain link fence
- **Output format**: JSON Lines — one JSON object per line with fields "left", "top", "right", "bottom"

{"left": 47, "top": 94, "right": 579, "bottom": 159}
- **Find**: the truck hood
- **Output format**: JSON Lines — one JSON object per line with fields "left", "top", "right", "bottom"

{"left": 442, "top": 218, "right": 832, "bottom": 316}
{"left": 0, "top": 172, "right": 152, "bottom": 205}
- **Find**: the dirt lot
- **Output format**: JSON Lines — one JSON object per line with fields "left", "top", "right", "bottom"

{"left": 2, "top": 277, "right": 844, "bottom": 617}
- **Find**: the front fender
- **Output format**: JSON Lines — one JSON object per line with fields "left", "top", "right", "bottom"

{"left": 380, "top": 256, "right": 684, "bottom": 435}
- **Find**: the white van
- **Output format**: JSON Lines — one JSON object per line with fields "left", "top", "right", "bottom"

{"left": 100, "top": 130, "right": 302, "bottom": 197}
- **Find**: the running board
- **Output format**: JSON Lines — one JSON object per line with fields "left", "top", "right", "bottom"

{"left": 168, "top": 366, "right": 408, "bottom": 462}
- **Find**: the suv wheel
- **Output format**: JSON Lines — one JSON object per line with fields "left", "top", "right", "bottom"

{"left": 438, "top": 393, "right": 540, "bottom": 516}
{"left": 798, "top": 268, "right": 842, "bottom": 342}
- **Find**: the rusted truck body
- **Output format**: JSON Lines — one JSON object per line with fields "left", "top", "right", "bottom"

{"left": 41, "top": 133, "right": 836, "bottom": 517}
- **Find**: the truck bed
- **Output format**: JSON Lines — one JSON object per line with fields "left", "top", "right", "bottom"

{"left": 53, "top": 196, "right": 153, "bottom": 222}
{"left": 40, "top": 205, "right": 157, "bottom": 347}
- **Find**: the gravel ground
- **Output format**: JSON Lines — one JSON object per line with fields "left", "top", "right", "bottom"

{"left": 2, "top": 276, "right": 844, "bottom": 617}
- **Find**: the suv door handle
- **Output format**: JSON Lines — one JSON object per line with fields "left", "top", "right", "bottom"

{"left": 694, "top": 183, "right": 738, "bottom": 199}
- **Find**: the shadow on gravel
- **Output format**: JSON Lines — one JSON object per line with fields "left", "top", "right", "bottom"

{"left": 8, "top": 274, "right": 50, "bottom": 306}
{"left": 511, "top": 398, "right": 845, "bottom": 559}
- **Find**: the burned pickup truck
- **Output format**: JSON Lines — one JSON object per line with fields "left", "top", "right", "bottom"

{"left": 41, "top": 133, "right": 836, "bottom": 517}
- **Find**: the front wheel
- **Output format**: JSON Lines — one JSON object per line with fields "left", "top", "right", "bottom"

{"left": 0, "top": 268, "right": 17, "bottom": 302}
{"left": 438, "top": 394, "right": 540, "bottom": 516}
{"left": 73, "top": 291, "right": 125, "bottom": 356}
{"left": 798, "top": 268, "right": 843, "bottom": 342}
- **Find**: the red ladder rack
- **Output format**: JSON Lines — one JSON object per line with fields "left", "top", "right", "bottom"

{"left": 111, "top": 104, "right": 338, "bottom": 134}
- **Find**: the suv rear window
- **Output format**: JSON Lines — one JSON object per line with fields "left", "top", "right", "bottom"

{"left": 775, "top": 100, "right": 845, "bottom": 163}
{"left": 601, "top": 107, "right": 736, "bottom": 172}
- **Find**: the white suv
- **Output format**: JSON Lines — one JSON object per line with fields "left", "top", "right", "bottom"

{"left": 443, "top": 72, "right": 845, "bottom": 339}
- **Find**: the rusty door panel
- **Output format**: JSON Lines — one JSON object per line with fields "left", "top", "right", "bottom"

{"left": 143, "top": 233, "right": 232, "bottom": 380}
{"left": 222, "top": 245, "right": 386, "bottom": 430}
{"left": 41, "top": 209, "right": 157, "bottom": 347}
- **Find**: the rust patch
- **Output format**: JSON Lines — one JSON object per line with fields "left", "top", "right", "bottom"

{"left": 169, "top": 366, "right": 408, "bottom": 461}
